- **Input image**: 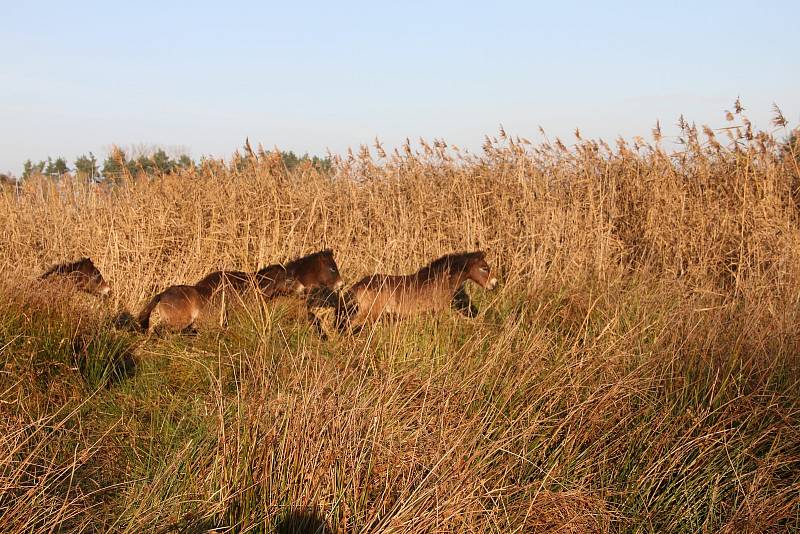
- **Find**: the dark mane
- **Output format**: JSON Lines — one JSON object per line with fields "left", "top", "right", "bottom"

{"left": 417, "top": 251, "right": 484, "bottom": 279}
{"left": 255, "top": 263, "right": 288, "bottom": 279}
{"left": 284, "top": 249, "right": 333, "bottom": 270}
{"left": 41, "top": 257, "right": 95, "bottom": 279}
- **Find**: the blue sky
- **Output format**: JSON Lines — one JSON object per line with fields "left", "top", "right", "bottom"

{"left": 1, "top": 1, "right": 797, "bottom": 174}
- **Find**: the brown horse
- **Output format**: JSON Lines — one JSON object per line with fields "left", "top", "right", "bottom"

{"left": 336, "top": 251, "right": 497, "bottom": 332}
{"left": 40, "top": 257, "right": 111, "bottom": 297}
{"left": 138, "top": 249, "right": 344, "bottom": 333}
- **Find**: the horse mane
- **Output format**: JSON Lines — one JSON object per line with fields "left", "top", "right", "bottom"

{"left": 417, "top": 251, "right": 484, "bottom": 279}
{"left": 255, "top": 263, "right": 288, "bottom": 278}
{"left": 253, "top": 249, "right": 333, "bottom": 280}
{"left": 284, "top": 249, "right": 333, "bottom": 270}
{"left": 41, "top": 257, "right": 95, "bottom": 278}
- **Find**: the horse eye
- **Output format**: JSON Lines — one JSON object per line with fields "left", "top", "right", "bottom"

{"left": 329, "top": 266, "right": 337, "bottom": 273}
{"left": 479, "top": 266, "right": 488, "bottom": 272}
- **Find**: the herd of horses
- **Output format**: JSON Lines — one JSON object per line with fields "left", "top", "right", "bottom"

{"left": 38, "top": 250, "right": 499, "bottom": 337}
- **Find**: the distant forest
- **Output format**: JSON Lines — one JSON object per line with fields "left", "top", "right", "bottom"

{"left": 3, "top": 145, "right": 331, "bottom": 183}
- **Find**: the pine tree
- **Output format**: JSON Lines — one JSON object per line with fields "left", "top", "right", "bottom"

{"left": 75, "top": 153, "right": 100, "bottom": 182}
{"left": 44, "top": 157, "right": 69, "bottom": 177}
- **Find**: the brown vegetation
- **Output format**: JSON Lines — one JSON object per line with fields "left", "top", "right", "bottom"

{"left": 0, "top": 110, "right": 798, "bottom": 532}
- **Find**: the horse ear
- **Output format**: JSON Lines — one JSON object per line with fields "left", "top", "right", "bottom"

{"left": 474, "top": 251, "right": 486, "bottom": 260}
{"left": 322, "top": 249, "right": 334, "bottom": 257}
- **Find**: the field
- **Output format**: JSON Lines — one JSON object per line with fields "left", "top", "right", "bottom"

{"left": 1, "top": 119, "right": 799, "bottom": 533}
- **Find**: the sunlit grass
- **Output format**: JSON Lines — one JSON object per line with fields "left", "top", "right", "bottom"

{"left": 0, "top": 113, "right": 798, "bottom": 531}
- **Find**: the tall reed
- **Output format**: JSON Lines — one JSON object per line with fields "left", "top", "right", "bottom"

{"left": 0, "top": 109, "right": 798, "bottom": 532}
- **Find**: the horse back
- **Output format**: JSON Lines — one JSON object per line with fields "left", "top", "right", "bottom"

{"left": 195, "top": 270, "right": 252, "bottom": 293}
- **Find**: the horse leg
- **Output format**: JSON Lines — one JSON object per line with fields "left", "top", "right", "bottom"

{"left": 307, "top": 308, "right": 328, "bottom": 340}
{"left": 337, "top": 306, "right": 367, "bottom": 335}
{"left": 183, "top": 324, "right": 199, "bottom": 337}
{"left": 335, "top": 295, "right": 357, "bottom": 334}
{"left": 452, "top": 287, "right": 479, "bottom": 318}
{"left": 218, "top": 289, "right": 228, "bottom": 328}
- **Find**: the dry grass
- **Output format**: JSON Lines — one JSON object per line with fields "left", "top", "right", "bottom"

{"left": 0, "top": 113, "right": 799, "bottom": 532}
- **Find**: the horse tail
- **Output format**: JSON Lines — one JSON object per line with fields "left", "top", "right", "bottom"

{"left": 137, "top": 293, "right": 162, "bottom": 332}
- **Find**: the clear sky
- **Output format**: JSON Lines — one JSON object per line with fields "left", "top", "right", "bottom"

{"left": 1, "top": 1, "right": 798, "bottom": 174}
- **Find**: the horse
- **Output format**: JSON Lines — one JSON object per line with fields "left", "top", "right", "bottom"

{"left": 335, "top": 251, "right": 497, "bottom": 332}
{"left": 39, "top": 257, "right": 112, "bottom": 297}
{"left": 138, "top": 249, "right": 344, "bottom": 333}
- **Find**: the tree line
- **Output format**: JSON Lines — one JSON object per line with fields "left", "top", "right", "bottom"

{"left": 21, "top": 149, "right": 195, "bottom": 182}
{"left": 15, "top": 147, "right": 331, "bottom": 183}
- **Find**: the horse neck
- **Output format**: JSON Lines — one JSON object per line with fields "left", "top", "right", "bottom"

{"left": 192, "top": 283, "right": 213, "bottom": 300}
{"left": 256, "top": 264, "right": 281, "bottom": 279}
{"left": 448, "top": 270, "right": 470, "bottom": 292}
{"left": 416, "top": 266, "right": 464, "bottom": 293}
{"left": 195, "top": 273, "right": 221, "bottom": 293}
{"left": 256, "top": 265, "right": 288, "bottom": 292}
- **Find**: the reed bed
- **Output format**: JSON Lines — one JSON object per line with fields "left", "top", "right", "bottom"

{"left": 0, "top": 112, "right": 798, "bottom": 532}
